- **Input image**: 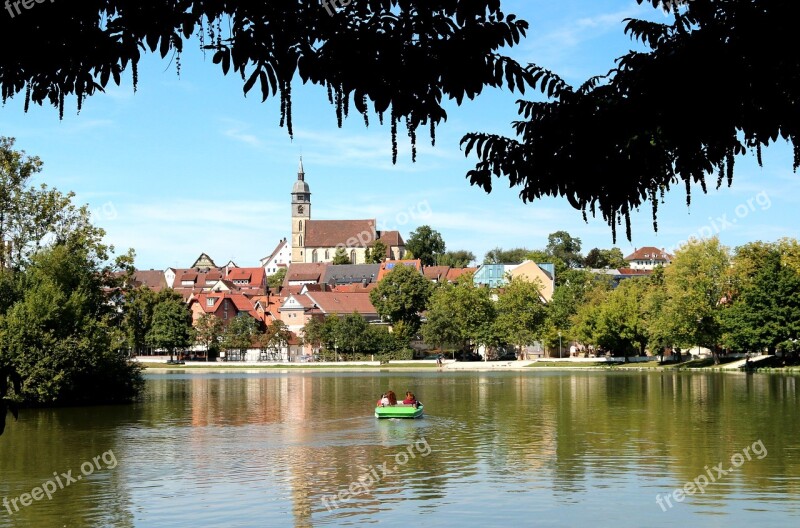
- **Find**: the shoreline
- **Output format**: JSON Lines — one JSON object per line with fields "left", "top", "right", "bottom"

{"left": 136, "top": 360, "right": 800, "bottom": 374}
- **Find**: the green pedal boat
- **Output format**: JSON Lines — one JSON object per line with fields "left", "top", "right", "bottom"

{"left": 375, "top": 403, "right": 424, "bottom": 419}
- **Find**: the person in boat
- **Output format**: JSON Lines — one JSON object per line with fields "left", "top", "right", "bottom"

{"left": 403, "top": 391, "right": 420, "bottom": 408}
{"left": 385, "top": 390, "right": 397, "bottom": 406}
{"left": 377, "top": 393, "right": 388, "bottom": 406}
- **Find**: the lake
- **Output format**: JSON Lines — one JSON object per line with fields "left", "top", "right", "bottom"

{"left": 1, "top": 370, "right": 799, "bottom": 527}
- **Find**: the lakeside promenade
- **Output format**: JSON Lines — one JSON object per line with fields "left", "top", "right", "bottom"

{"left": 134, "top": 354, "right": 784, "bottom": 372}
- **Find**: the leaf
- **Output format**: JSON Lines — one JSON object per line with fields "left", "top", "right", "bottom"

{"left": 243, "top": 67, "right": 260, "bottom": 95}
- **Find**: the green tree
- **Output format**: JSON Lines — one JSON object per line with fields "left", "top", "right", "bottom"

{"left": 721, "top": 242, "right": 800, "bottom": 355}
{"left": 546, "top": 230, "right": 583, "bottom": 269}
{"left": 405, "top": 225, "right": 446, "bottom": 267}
{"left": 364, "top": 325, "right": 398, "bottom": 355}
{"left": 369, "top": 263, "right": 431, "bottom": 337}
{"left": 592, "top": 278, "right": 649, "bottom": 361}
{"left": 436, "top": 250, "right": 476, "bottom": 268}
{"left": 422, "top": 273, "right": 495, "bottom": 356}
{"left": 332, "top": 247, "right": 351, "bottom": 265}
{"left": 0, "top": 140, "right": 143, "bottom": 436}
{"left": 1, "top": 244, "right": 143, "bottom": 406}
{"left": 543, "top": 269, "right": 600, "bottom": 351}
{"left": 267, "top": 267, "right": 287, "bottom": 290}
{"left": 261, "top": 319, "right": 291, "bottom": 360}
{"left": 641, "top": 267, "right": 673, "bottom": 362}
{"left": 484, "top": 247, "right": 530, "bottom": 264}
{"left": 147, "top": 294, "right": 193, "bottom": 361}
{"left": 194, "top": 312, "right": 224, "bottom": 361}
{"left": 303, "top": 315, "right": 344, "bottom": 358}
{"left": 121, "top": 285, "right": 158, "bottom": 356}
{"left": 662, "top": 238, "right": 730, "bottom": 363}
{"left": 1, "top": 137, "right": 105, "bottom": 270}
{"left": 338, "top": 312, "right": 369, "bottom": 355}
{"left": 302, "top": 317, "right": 325, "bottom": 352}
{"left": 494, "top": 277, "right": 547, "bottom": 358}
{"left": 583, "top": 248, "right": 626, "bottom": 269}
{"left": 221, "top": 315, "right": 258, "bottom": 359}
{"left": 570, "top": 281, "right": 613, "bottom": 358}
{"left": 365, "top": 239, "right": 388, "bottom": 264}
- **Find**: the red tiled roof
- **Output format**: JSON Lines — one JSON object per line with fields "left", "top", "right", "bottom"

{"left": 281, "top": 285, "right": 306, "bottom": 298}
{"left": 305, "top": 219, "right": 376, "bottom": 248}
{"left": 333, "top": 283, "right": 377, "bottom": 293}
{"left": 132, "top": 270, "right": 167, "bottom": 291}
{"left": 189, "top": 292, "right": 262, "bottom": 320}
{"left": 283, "top": 293, "right": 317, "bottom": 309}
{"left": 446, "top": 267, "right": 478, "bottom": 282}
{"left": 377, "top": 259, "right": 422, "bottom": 281}
{"left": 305, "top": 292, "right": 378, "bottom": 316}
{"left": 616, "top": 268, "right": 653, "bottom": 275}
{"left": 423, "top": 265, "right": 451, "bottom": 281}
{"left": 284, "top": 263, "right": 329, "bottom": 285}
{"left": 226, "top": 267, "right": 266, "bottom": 286}
{"left": 378, "top": 230, "right": 404, "bottom": 247}
{"left": 624, "top": 247, "right": 673, "bottom": 262}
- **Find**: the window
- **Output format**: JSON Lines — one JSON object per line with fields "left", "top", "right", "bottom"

{"left": 350, "top": 250, "right": 356, "bottom": 263}
{"left": 206, "top": 298, "right": 215, "bottom": 307}
{"left": 325, "top": 249, "right": 330, "bottom": 260}
{"left": 312, "top": 250, "right": 318, "bottom": 263}
{"left": 299, "top": 235, "right": 303, "bottom": 247}
{"left": 298, "top": 220, "right": 303, "bottom": 231}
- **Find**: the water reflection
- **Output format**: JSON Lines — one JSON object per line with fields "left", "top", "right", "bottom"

{"left": 0, "top": 371, "right": 799, "bottom": 527}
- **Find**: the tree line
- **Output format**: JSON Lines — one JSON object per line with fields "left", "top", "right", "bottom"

{"left": 320, "top": 234, "right": 800, "bottom": 364}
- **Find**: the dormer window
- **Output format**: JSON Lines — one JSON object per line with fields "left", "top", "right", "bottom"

{"left": 207, "top": 298, "right": 216, "bottom": 307}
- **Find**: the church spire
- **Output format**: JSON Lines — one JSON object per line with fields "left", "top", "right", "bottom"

{"left": 298, "top": 156, "right": 305, "bottom": 181}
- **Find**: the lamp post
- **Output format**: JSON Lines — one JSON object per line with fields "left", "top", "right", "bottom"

{"left": 558, "top": 331, "right": 562, "bottom": 358}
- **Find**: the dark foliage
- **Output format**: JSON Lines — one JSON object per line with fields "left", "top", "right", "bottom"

{"left": 0, "top": 1, "right": 530, "bottom": 163}
{"left": 462, "top": 0, "right": 800, "bottom": 240}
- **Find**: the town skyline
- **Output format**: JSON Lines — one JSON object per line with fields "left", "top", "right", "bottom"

{"left": 0, "top": 0, "right": 797, "bottom": 270}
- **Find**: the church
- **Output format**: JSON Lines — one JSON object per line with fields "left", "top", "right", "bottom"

{"left": 290, "top": 159, "right": 405, "bottom": 264}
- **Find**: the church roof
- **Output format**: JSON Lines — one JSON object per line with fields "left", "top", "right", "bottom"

{"left": 292, "top": 158, "right": 310, "bottom": 194}
{"left": 305, "top": 219, "right": 376, "bottom": 248}
{"left": 377, "top": 230, "right": 404, "bottom": 247}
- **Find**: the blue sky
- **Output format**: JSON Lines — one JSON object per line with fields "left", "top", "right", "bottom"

{"left": 1, "top": 0, "right": 797, "bottom": 270}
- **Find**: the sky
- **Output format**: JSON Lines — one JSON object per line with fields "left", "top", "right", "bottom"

{"left": 1, "top": 0, "right": 797, "bottom": 270}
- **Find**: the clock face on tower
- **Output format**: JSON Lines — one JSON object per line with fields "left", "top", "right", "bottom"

{"left": 297, "top": 205, "right": 304, "bottom": 214}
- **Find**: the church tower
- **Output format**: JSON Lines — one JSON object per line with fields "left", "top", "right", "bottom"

{"left": 291, "top": 157, "right": 311, "bottom": 263}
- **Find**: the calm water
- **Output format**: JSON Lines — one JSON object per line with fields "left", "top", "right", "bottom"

{"left": 1, "top": 370, "right": 799, "bottom": 527}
